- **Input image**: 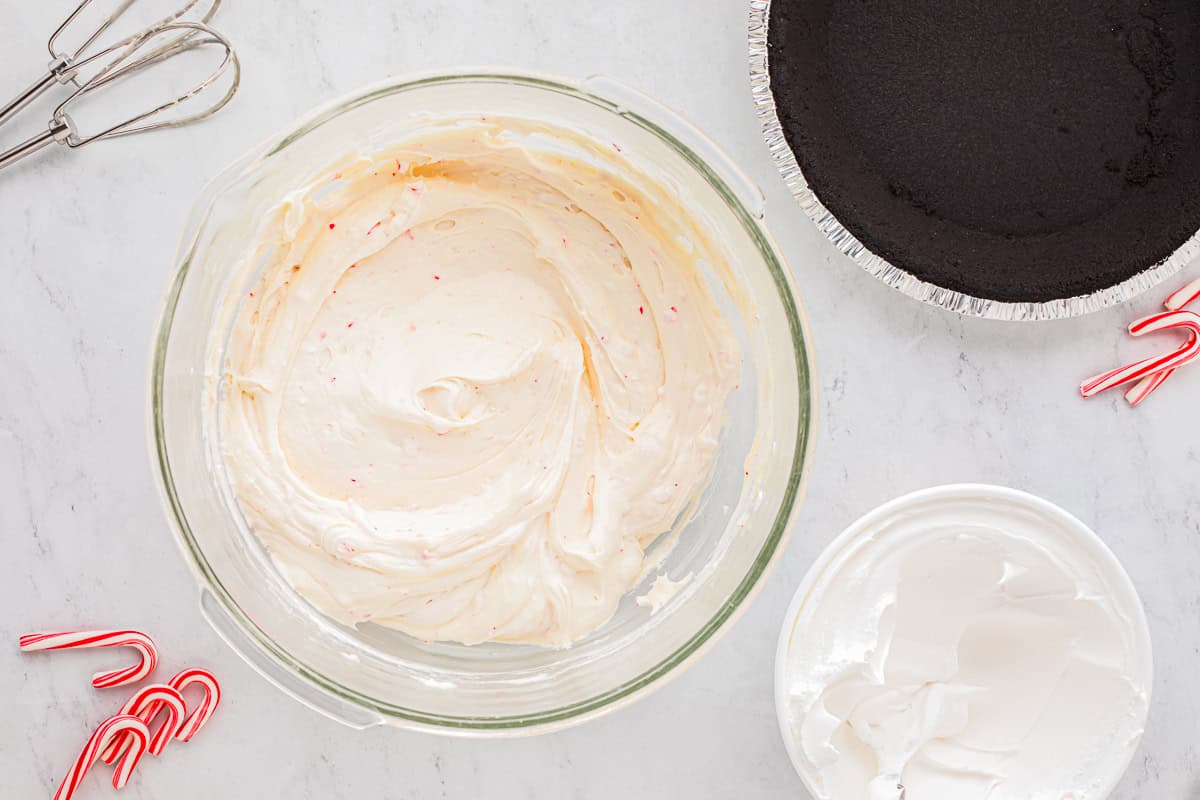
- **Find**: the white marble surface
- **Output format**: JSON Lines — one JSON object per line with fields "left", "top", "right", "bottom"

{"left": 2, "top": 1, "right": 1198, "bottom": 797}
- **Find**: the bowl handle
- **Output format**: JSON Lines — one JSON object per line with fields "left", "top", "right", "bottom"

{"left": 199, "top": 588, "right": 385, "bottom": 730}
{"left": 582, "top": 74, "right": 767, "bottom": 219}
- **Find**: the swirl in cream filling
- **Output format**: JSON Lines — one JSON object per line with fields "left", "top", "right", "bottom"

{"left": 219, "top": 120, "right": 739, "bottom": 646}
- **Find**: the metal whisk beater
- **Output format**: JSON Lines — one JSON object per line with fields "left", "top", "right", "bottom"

{"left": 0, "top": 1, "right": 239, "bottom": 171}
{"left": 0, "top": 0, "right": 222, "bottom": 127}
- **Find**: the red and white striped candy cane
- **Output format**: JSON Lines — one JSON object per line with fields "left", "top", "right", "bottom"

{"left": 99, "top": 684, "right": 186, "bottom": 764}
{"left": 1124, "top": 278, "right": 1200, "bottom": 404}
{"left": 128, "top": 667, "right": 222, "bottom": 746}
{"left": 1165, "top": 277, "right": 1200, "bottom": 311}
{"left": 170, "top": 668, "right": 222, "bottom": 741}
{"left": 53, "top": 714, "right": 150, "bottom": 800}
{"left": 1123, "top": 365, "right": 1180, "bottom": 407}
{"left": 1080, "top": 310, "right": 1200, "bottom": 397}
{"left": 19, "top": 630, "right": 157, "bottom": 689}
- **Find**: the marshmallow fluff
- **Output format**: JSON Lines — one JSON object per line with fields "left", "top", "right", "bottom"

{"left": 217, "top": 118, "right": 739, "bottom": 647}
{"left": 779, "top": 489, "right": 1151, "bottom": 800}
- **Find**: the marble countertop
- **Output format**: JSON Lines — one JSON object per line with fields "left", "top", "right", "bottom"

{"left": 2, "top": 1, "right": 1197, "bottom": 797}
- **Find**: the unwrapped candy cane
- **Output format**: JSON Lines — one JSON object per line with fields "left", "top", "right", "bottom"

{"left": 19, "top": 630, "right": 158, "bottom": 688}
{"left": 1079, "top": 310, "right": 1200, "bottom": 399}
{"left": 1123, "top": 278, "right": 1200, "bottom": 405}
{"left": 1165, "top": 277, "right": 1200, "bottom": 311}
{"left": 167, "top": 668, "right": 222, "bottom": 742}
{"left": 99, "top": 683, "right": 187, "bottom": 763}
{"left": 53, "top": 715, "right": 150, "bottom": 800}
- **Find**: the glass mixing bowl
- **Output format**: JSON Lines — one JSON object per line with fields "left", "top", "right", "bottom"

{"left": 149, "top": 70, "right": 815, "bottom": 736}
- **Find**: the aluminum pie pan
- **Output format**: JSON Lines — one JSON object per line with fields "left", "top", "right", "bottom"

{"left": 748, "top": 0, "right": 1200, "bottom": 322}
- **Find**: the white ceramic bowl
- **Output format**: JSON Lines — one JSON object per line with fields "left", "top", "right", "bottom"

{"left": 774, "top": 484, "right": 1153, "bottom": 798}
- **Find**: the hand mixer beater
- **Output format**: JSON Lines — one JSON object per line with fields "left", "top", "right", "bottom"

{"left": 0, "top": 0, "right": 240, "bottom": 171}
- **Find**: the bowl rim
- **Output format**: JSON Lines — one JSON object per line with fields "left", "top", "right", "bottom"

{"left": 772, "top": 483, "right": 1154, "bottom": 796}
{"left": 148, "top": 67, "right": 819, "bottom": 735}
{"left": 748, "top": 0, "right": 1200, "bottom": 321}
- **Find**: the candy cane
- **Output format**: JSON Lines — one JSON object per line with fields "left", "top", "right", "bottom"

{"left": 1124, "top": 278, "right": 1200, "bottom": 404}
{"left": 1080, "top": 310, "right": 1200, "bottom": 397}
{"left": 99, "top": 684, "right": 186, "bottom": 764}
{"left": 19, "top": 630, "right": 158, "bottom": 688}
{"left": 1124, "top": 363, "right": 1181, "bottom": 407}
{"left": 53, "top": 714, "right": 150, "bottom": 800}
{"left": 170, "top": 668, "right": 222, "bottom": 741}
{"left": 129, "top": 668, "right": 222, "bottom": 746}
{"left": 1165, "top": 277, "right": 1200, "bottom": 311}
